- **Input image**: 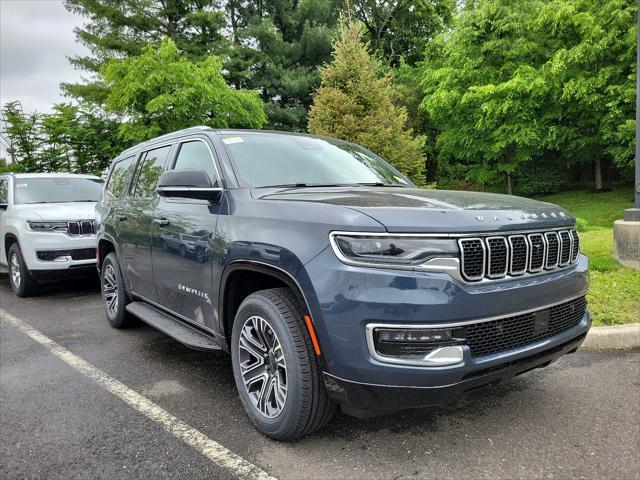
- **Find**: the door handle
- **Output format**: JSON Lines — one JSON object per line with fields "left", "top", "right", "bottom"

{"left": 154, "top": 217, "right": 170, "bottom": 227}
{"left": 118, "top": 214, "right": 127, "bottom": 221}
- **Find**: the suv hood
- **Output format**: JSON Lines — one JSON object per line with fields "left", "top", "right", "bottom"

{"left": 15, "top": 202, "right": 97, "bottom": 221}
{"left": 255, "top": 187, "right": 574, "bottom": 233}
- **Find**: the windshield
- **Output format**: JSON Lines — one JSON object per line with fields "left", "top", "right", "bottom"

{"left": 14, "top": 177, "right": 104, "bottom": 204}
{"left": 221, "top": 134, "right": 412, "bottom": 188}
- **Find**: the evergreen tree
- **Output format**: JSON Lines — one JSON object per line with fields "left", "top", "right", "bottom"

{"left": 225, "top": 0, "right": 341, "bottom": 131}
{"left": 63, "top": 0, "right": 228, "bottom": 104}
{"left": 308, "top": 21, "right": 426, "bottom": 186}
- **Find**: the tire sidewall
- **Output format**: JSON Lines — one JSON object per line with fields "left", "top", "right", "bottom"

{"left": 231, "top": 294, "right": 309, "bottom": 438}
{"left": 8, "top": 243, "right": 33, "bottom": 297}
{"left": 100, "top": 253, "right": 129, "bottom": 328}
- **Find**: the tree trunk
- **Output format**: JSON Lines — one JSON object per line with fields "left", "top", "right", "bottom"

{"left": 506, "top": 173, "right": 513, "bottom": 195}
{"left": 594, "top": 157, "right": 603, "bottom": 191}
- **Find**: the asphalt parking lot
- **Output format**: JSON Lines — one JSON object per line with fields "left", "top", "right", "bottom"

{"left": 1, "top": 278, "right": 638, "bottom": 480}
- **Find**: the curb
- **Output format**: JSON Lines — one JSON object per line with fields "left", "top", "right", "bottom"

{"left": 580, "top": 323, "right": 640, "bottom": 351}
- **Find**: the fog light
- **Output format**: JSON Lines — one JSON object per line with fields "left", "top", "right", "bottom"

{"left": 377, "top": 328, "right": 453, "bottom": 343}
{"left": 368, "top": 326, "right": 466, "bottom": 367}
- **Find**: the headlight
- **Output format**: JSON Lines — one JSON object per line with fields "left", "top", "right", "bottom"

{"left": 330, "top": 233, "right": 459, "bottom": 268}
{"left": 27, "top": 221, "right": 68, "bottom": 233}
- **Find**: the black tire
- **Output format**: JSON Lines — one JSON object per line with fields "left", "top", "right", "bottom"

{"left": 231, "top": 287, "right": 335, "bottom": 440}
{"left": 100, "top": 253, "right": 133, "bottom": 328}
{"left": 7, "top": 243, "right": 38, "bottom": 297}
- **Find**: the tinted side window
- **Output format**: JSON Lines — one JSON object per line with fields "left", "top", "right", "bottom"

{"left": 131, "top": 145, "right": 171, "bottom": 198}
{"left": 0, "top": 178, "right": 8, "bottom": 203}
{"left": 106, "top": 156, "right": 136, "bottom": 198}
{"left": 173, "top": 141, "right": 217, "bottom": 183}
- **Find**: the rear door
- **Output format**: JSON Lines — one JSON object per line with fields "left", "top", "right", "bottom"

{"left": 119, "top": 145, "right": 172, "bottom": 301}
{"left": 151, "top": 137, "right": 222, "bottom": 329}
{"left": 0, "top": 176, "right": 9, "bottom": 266}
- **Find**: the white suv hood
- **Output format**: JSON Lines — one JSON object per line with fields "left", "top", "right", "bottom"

{"left": 15, "top": 202, "right": 97, "bottom": 221}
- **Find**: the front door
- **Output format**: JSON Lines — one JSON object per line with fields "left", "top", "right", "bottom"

{"left": 151, "top": 138, "right": 222, "bottom": 329}
{"left": 119, "top": 145, "right": 172, "bottom": 301}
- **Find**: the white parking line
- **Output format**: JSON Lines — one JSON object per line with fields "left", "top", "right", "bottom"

{"left": 0, "top": 308, "right": 278, "bottom": 480}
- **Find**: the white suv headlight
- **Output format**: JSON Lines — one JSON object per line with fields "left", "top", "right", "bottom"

{"left": 330, "top": 233, "right": 459, "bottom": 269}
{"left": 27, "top": 221, "right": 68, "bottom": 232}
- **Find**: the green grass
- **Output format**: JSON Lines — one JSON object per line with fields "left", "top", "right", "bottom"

{"left": 536, "top": 187, "right": 639, "bottom": 326}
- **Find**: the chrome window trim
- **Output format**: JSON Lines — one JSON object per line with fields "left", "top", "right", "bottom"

{"left": 486, "top": 236, "right": 509, "bottom": 279}
{"left": 458, "top": 238, "right": 486, "bottom": 281}
{"left": 508, "top": 234, "right": 529, "bottom": 275}
{"left": 544, "top": 231, "right": 560, "bottom": 269}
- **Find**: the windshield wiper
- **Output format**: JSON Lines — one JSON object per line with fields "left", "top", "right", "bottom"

{"left": 355, "top": 182, "right": 407, "bottom": 187}
{"left": 257, "top": 183, "right": 357, "bottom": 189}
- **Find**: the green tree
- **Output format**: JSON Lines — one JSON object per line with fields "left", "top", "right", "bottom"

{"left": 540, "top": 0, "right": 637, "bottom": 189}
{"left": 308, "top": 21, "right": 426, "bottom": 185}
{"left": 63, "top": 0, "right": 228, "bottom": 104}
{"left": 422, "top": 0, "right": 636, "bottom": 193}
{"left": 1, "top": 102, "right": 41, "bottom": 172}
{"left": 225, "top": 0, "right": 341, "bottom": 131}
{"left": 350, "top": 0, "right": 454, "bottom": 66}
{"left": 102, "top": 39, "right": 266, "bottom": 143}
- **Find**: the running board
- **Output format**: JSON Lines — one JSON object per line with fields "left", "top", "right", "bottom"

{"left": 126, "top": 302, "right": 221, "bottom": 352}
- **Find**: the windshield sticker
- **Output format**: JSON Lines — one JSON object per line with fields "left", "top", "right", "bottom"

{"left": 223, "top": 137, "right": 244, "bottom": 145}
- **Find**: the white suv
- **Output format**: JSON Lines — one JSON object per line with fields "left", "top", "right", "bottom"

{"left": 0, "top": 173, "right": 103, "bottom": 297}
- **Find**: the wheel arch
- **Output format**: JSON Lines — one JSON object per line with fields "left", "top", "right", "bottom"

{"left": 219, "top": 260, "right": 312, "bottom": 348}
{"left": 4, "top": 232, "right": 19, "bottom": 258}
{"left": 97, "top": 237, "right": 116, "bottom": 270}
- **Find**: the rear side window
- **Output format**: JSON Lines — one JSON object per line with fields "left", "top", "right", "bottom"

{"left": 106, "top": 156, "right": 136, "bottom": 199}
{"left": 131, "top": 145, "right": 171, "bottom": 198}
{"left": 173, "top": 141, "right": 217, "bottom": 183}
{"left": 0, "top": 178, "right": 8, "bottom": 203}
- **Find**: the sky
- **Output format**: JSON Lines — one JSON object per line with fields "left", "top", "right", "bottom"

{"left": 0, "top": 0, "right": 87, "bottom": 114}
{"left": 0, "top": 0, "right": 87, "bottom": 159}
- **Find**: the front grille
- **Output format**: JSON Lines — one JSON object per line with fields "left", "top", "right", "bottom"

{"left": 463, "top": 296, "right": 587, "bottom": 357}
{"left": 37, "top": 248, "right": 96, "bottom": 261}
{"left": 67, "top": 220, "right": 96, "bottom": 236}
{"left": 459, "top": 228, "right": 579, "bottom": 281}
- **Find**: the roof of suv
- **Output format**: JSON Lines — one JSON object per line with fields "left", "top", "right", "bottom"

{"left": 115, "top": 126, "right": 345, "bottom": 158}
{"left": 6, "top": 173, "right": 101, "bottom": 179}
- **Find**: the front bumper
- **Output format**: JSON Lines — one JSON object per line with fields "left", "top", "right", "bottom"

{"left": 299, "top": 247, "right": 590, "bottom": 410}
{"left": 20, "top": 230, "right": 97, "bottom": 271}
{"left": 324, "top": 323, "right": 588, "bottom": 413}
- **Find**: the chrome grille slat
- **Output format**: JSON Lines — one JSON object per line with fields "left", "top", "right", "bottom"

{"left": 508, "top": 235, "right": 528, "bottom": 275}
{"left": 486, "top": 236, "right": 509, "bottom": 278}
{"left": 545, "top": 232, "right": 560, "bottom": 269}
{"left": 558, "top": 230, "right": 571, "bottom": 266}
{"left": 67, "top": 220, "right": 96, "bottom": 236}
{"left": 527, "top": 233, "right": 546, "bottom": 272}
{"left": 570, "top": 230, "right": 580, "bottom": 262}
{"left": 459, "top": 229, "right": 579, "bottom": 282}
{"left": 459, "top": 238, "right": 485, "bottom": 281}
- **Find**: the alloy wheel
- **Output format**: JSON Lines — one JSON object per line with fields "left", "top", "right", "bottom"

{"left": 102, "top": 264, "right": 119, "bottom": 318}
{"left": 9, "top": 252, "right": 20, "bottom": 288}
{"left": 238, "top": 315, "right": 288, "bottom": 419}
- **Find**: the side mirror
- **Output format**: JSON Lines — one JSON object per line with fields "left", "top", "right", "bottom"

{"left": 157, "top": 169, "right": 222, "bottom": 202}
